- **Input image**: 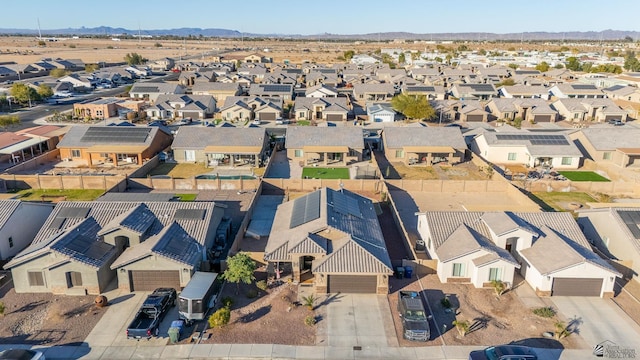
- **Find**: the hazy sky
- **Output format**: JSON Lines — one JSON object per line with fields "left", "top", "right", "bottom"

{"left": 5, "top": 0, "right": 639, "bottom": 35}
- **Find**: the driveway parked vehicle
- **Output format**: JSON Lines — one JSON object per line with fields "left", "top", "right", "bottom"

{"left": 0, "top": 349, "right": 45, "bottom": 360}
{"left": 397, "top": 291, "right": 430, "bottom": 341}
{"left": 469, "top": 345, "right": 537, "bottom": 360}
{"left": 126, "top": 288, "right": 177, "bottom": 339}
{"left": 608, "top": 119, "right": 624, "bottom": 126}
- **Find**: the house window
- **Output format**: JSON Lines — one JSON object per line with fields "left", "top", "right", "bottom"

{"left": 603, "top": 152, "right": 612, "bottom": 160}
{"left": 100, "top": 153, "right": 109, "bottom": 158}
{"left": 452, "top": 263, "right": 465, "bottom": 277}
{"left": 507, "top": 152, "right": 517, "bottom": 161}
{"left": 96, "top": 110, "right": 103, "bottom": 117}
{"left": 489, "top": 268, "right": 502, "bottom": 281}
{"left": 8, "top": 237, "right": 13, "bottom": 248}
{"left": 71, "top": 150, "right": 81, "bottom": 158}
{"left": 299, "top": 112, "right": 306, "bottom": 118}
{"left": 67, "top": 271, "right": 83, "bottom": 287}
{"left": 28, "top": 271, "right": 45, "bottom": 286}
{"left": 561, "top": 157, "right": 572, "bottom": 165}
{"left": 294, "top": 150, "right": 303, "bottom": 157}
{"left": 395, "top": 150, "right": 404, "bottom": 158}
{"left": 573, "top": 113, "right": 580, "bottom": 119}
{"left": 226, "top": 112, "right": 232, "bottom": 119}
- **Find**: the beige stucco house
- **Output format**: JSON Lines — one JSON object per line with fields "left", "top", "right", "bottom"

{"left": 382, "top": 127, "right": 467, "bottom": 166}
{"left": 570, "top": 128, "right": 640, "bottom": 168}
{"left": 285, "top": 127, "right": 364, "bottom": 167}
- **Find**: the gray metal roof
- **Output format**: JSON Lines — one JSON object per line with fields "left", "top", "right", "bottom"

{"left": 383, "top": 127, "right": 466, "bottom": 149}
{"left": 0, "top": 200, "right": 24, "bottom": 227}
{"left": 50, "top": 217, "right": 117, "bottom": 269}
{"left": 285, "top": 127, "right": 364, "bottom": 149}
{"left": 97, "top": 193, "right": 176, "bottom": 202}
{"left": 293, "top": 97, "right": 349, "bottom": 113}
{"left": 57, "top": 126, "right": 159, "bottom": 148}
{"left": 435, "top": 223, "right": 518, "bottom": 265}
{"left": 578, "top": 128, "right": 640, "bottom": 150}
{"left": 172, "top": 126, "right": 266, "bottom": 150}
{"left": 265, "top": 188, "right": 392, "bottom": 275}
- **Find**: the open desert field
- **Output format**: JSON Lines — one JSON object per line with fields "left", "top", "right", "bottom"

{"left": 0, "top": 35, "right": 605, "bottom": 66}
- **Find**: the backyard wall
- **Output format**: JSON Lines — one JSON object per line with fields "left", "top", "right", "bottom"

{"left": 0, "top": 174, "right": 126, "bottom": 191}
{"left": 4, "top": 150, "right": 61, "bottom": 174}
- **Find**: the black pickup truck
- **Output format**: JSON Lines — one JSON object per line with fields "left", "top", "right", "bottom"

{"left": 398, "top": 291, "right": 430, "bottom": 342}
{"left": 126, "top": 288, "right": 177, "bottom": 339}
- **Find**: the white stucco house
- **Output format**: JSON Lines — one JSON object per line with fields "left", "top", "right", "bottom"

{"left": 417, "top": 211, "right": 620, "bottom": 297}
{"left": 366, "top": 103, "right": 396, "bottom": 123}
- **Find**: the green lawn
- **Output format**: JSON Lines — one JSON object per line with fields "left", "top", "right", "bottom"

{"left": 176, "top": 193, "right": 197, "bottom": 202}
{"left": 558, "top": 171, "right": 610, "bottom": 182}
{"left": 296, "top": 120, "right": 311, "bottom": 126}
{"left": 15, "top": 189, "right": 105, "bottom": 201}
{"left": 530, "top": 192, "right": 597, "bottom": 212}
{"left": 302, "top": 167, "right": 350, "bottom": 179}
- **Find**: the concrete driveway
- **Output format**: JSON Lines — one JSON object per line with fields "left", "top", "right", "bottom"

{"left": 551, "top": 297, "right": 640, "bottom": 351}
{"left": 316, "top": 294, "right": 398, "bottom": 349}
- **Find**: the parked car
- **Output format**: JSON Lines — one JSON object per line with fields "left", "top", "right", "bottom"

{"left": 148, "top": 120, "right": 168, "bottom": 127}
{"left": 608, "top": 119, "right": 624, "bottom": 126}
{"left": 275, "top": 118, "right": 288, "bottom": 125}
{"left": 397, "top": 291, "right": 430, "bottom": 341}
{"left": 469, "top": 345, "right": 537, "bottom": 360}
{"left": 126, "top": 288, "right": 177, "bottom": 339}
{"left": 252, "top": 119, "right": 261, "bottom": 125}
{"left": 0, "top": 349, "right": 45, "bottom": 360}
{"left": 173, "top": 117, "right": 193, "bottom": 126}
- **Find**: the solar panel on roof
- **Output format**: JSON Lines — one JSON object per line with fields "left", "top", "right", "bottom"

{"left": 619, "top": 211, "right": 640, "bottom": 240}
{"left": 261, "top": 84, "right": 291, "bottom": 92}
{"left": 495, "top": 134, "right": 569, "bottom": 146}
{"left": 290, "top": 190, "right": 321, "bottom": 228}
{"left": 467, "top": 84, "right": 495, "bottom": 92}
{"left": 408, "top": 86, "right": 436, "bottom": 92}
{"left": 571, "top": 84, "right": 597, "bottom": 90}
{"left": 331, "top": 191, "right": 362, "bottom": 218}
{"left": 49, "top": 217, "right": 66, "bottom": 230}
{"left": 174, "top": 209, "right": 206, "bottom": 220}
{"left": 81, "top": 127, "right": 151, "bottom": 144}
{"left": 58, "top": 207, "right": 91, "bottom": 219}
{"left": 84, "top": 241, "right": 113, "bottom": 260}
{"left": 132, "top": 86, "right": 160, "bottom": 93}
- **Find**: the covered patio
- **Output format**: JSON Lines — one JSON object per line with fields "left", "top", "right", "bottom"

{"left": 301, "top": 145, "right": 349, "bottom": 166}
{"left": 0, "top": 136, "right": 52, "bottom": 166}
{"left": 86, "top": 144, "right": 146, "bottom": 167}
{"left": 402, "top": 145, "right": 460, "bottom": 166}
{"left": 204, "top": 145, "right": 262, "bottom": 168}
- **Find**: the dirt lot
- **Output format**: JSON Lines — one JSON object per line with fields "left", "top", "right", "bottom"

{"left": 387, "top": 274, "right": 583, "bottom": 348}
{"left": 197, "top": 271, "right": 316, "bottom": 345}
{"left": 0, "top": 284, "right": 107, "bottom": 346}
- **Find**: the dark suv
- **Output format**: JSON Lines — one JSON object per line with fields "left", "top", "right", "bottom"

{"left": 608, "top": 119, "right": 624, "bottom": 126}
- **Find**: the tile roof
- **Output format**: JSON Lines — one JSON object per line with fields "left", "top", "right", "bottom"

{"left": 435, "top": 223, "right": 518, "bottom": 265}
{"left": 265, "top": 188, "right": 392, "bottom": 274}
{"left": 50, "top": 217, "right": 117, "bottom": 268}
{"left": 56, "top": 126, "right": 160, "bottom": 148}
{"left": 383, "top": 127, "right": 466, "bottom": 149}
{"left": 294, "top": 97, "right": 349, "bottom": 113}
{"left": 172, "top": 126, "right": 266, "bottom": 149}
{"left": 285, "top": 127, "right": 364, "bottom": 149}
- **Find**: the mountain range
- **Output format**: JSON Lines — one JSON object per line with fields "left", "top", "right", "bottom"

{"left": 0, "top": 26, "right": 638, "bottom": 41}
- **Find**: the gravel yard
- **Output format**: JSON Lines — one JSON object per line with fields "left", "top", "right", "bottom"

{"left": 0, "top": 285, "right": 107, "bottom": 346}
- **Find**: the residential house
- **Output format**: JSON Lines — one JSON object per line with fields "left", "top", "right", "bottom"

{"left": 578, "top": 208, "right": 640, "bottom": 284}
{"left": 294, "top": 97, "right": 350, "bottom": 122}
{"left": 263, "top": 72, "right": 298, "bottom": 85}
{"left": 409, "top": 67, "right": 440, "bottom": 81}
{"left": 0, "top": 200, "right": 54, "bottom": 260}
{"left": 551, "top": 98, "right": 628, "bottom": 123}
{"left": 458, "top": 101, "right": 490, "bottom": 122}
{"left": 4, "top": 201, "right": 224, "bottom": 294}
{"left": 352, "top": 83, "right": 395, "bottom": 102}
{"left": 172, "top": 126, "right": 268, "bottom": 167}
{"left": 486, "top": 98, "right": 558, "bottom": 123}
{"left": 249, "top": 84, "right": 294, "bottom": 101}
{"left": 237, "top": 64, "right": 268, "bottom": 82}
{"left": 548, "top": 83, "right": 604, "bottom": 99}
{"left": 149, "top": 57, "right": 175, "bottom": 71}
{"left": 218, "top": 96, "right": 283, "bottom": 122}
{"left": 264, "top": 188, "right": 393, "bottom": 294}
{"left": 602, "top": 85, "right": 640, "bottom": 103}
{"left": 366, "top": 103, "right": 396, "bottom": 123}
{"left": 417, "top": 211, "right": 620, "bottom": 297}
{"left": 57, "top": 126, "right": 172, "bottom": 167}
{"left": 401, "top": 85, "right": 446, "bottom": 100}
{"left": 0, "top": 126, "right": 67, "bottom": 166}
{"left": 498, "top": 85, "right": 550, "bottom": 100}
{"left": 58, "top": 74, "right": 96, "bottom": 90}
{"left": 189, "top": 82, "right": 240, "bottom": 105}
{"left": 146, "top": 94, "right": 216, "bottom": 120}
{"left": 305, "top": 71, "right": 341, "bottom": 87}
{"left": 244, "top": 53, "right": 269, "bottom": 63}
{"left": 470, "top": 129, "right": 581, "bottom": 169}
{"left": 305, "top": 84, "right": 339, "bottom": 98}
{"left": 383, "top": 127, "right": 467, "bottom": 166}
{"left": 450, "top": 83, "right": 497, "bottom": 100}
{"left": 286, "top": 127, "right": 364, "bottom": 166}
{"left": 129, "top": 82, "right": 185, "bottom": 103}
{"left": 570, "top": 128, "right": 640, "bottom": 168}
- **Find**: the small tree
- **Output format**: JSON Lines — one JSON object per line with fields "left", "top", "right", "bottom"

{"left": 124, "top": 52, "right": 147, "bottom": 65}
{"left": 50, "top": 69, "right": 70, "bottom": 78}
{"left": 390, "top": 93, "right": 436, "bottom": 122}
{"left": 453, "top": 319, "right": 470, "bottom": 336}
{"left": 154, "top": 42, "right": 163, "bottom": 48}
{"left": 85, "top": 63, "right": 99, "bottom": 72}
{"left": 535, "top": 61, "right": 550, "bottom": 72}
{"left": 0, "top": 115, "right": 20, "bottom": 130}
{"left": 554, "top": 321, "right": 571, "bottom": 339}
{"left": 208, "top": 306, "right": 231, "bottom": 328}
{"left": 37, "top": 84, "right": 54, "bottom": 99}
{"left": 221, "top": 252, "right": 256, "bottom": 294}
{"left": 256, "top": 280, "right": 268, "bottom": 293}
{"left": 0, "top": 301, "right": 5, "bottom": 316}
{"left": 302, "top": 294, "right": 317, "bottom": 310}
{"left": 490, "top": 280, "right": 507, "bottom": 297}
{"left": 304, "top": 315, "right": 316, "bottom": 326}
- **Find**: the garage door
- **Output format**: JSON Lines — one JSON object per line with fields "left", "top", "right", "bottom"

{"left": 130, "top": 270, "right": 181, "bottom": 291}
{"left": 604, "top": 115, "right": 622, "bottom": 122}
{"left": 182, "top": 111, "right": 201, "bottom": 119}
{"left": 259, "top": 112, "right": 276, "bottom": 121}
{"left": 327, "top": 275, "right": 376, "bottom": 293}
{"left": 326, "top": 114, "right": 343, "bottom": 122}
{"left": 534, "top": 115, "right": 552, "bottom": 122}
{"left": 551, "top": 278, "right": 602, "bottom": 296}
{"left": 466, "top": 115, "right": 484, "bottom": 122}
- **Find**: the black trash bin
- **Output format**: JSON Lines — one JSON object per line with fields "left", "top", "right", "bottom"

{"left": 395, "top": 266, "right": 405, "bottom": 279}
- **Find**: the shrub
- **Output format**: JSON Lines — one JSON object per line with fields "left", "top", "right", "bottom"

{"left": 453, "top": 319, "right": 470, "bottom": 336}
{"left": 490, "top": 280, "right": 507, "bottom": 297}
{"left": 0, "top": 301, "right": 5, "bottom": 316}
{"left": 256, "top": 280, "right": 268, "bottom": 292}
{"left": 69, "top": 44, "right": 76, "bottom": 48}
{"left": 441, "top": 297, "right": 451, "bottom": 309}
{"left": 208, "top": 307, "right": 231, "bottom": 328}
{"left": 154, "top": 42, "right": 163, "bottom": 47}
{"left": 246, "top": 289, "right": 258, "bottom": 298}
{"left": 304, "top": 315, "right": 316, "bottom": 326}
{"left": 533, "top": 307, "right": 556, "bottom": 318}
{"left": 302, "top": 294, "right": 317, "bottom": 310}
{"left": 221, "top": 296, "right": 234, "bottom": 308}
{"left": 554, "top": 321, "right": 571, "bottom": 339}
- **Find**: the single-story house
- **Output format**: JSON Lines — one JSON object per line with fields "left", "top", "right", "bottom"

{"left": 4, "top": 201, "right": 224, "bottom": 294}
{"left": 570, "top": 128, "right": 640, "bottom": 168}
{"left": 401, "top": 85, "right": 447, "bottom": 100}
{"left": 57, "top": 125, "right": 173, "bottom": 167}
{"left": 578, "top": 208, "right": 640, "bottom": 284}
{"left": 450, "top": 83, "right": 497, "bottom": 100}
{"left": 285, "top": 127, "right": 364, "bottom": 166}
{"left": 548, "top": 83, "right": 605, "bottom": 99}
{"left": 172, "top": 126, "right": 268, "bottom": 168}
{"left": 486, "top": 98, "right": 558, "bottom": 123}
{"left": 383, "top": 127, "right": 467, "bottom": 166}
{"left": 218, "top": 96, "right": 283, "bottom": 122}
{"left": 470, "top": 129, "right": 581, "bottom": 169}
{"left": 0, "top": 201, "right": 54, "bottom": 261}
{"left": 248, "top": 84, "right": 294, "bottom": 101}
{"left": 58, "top": 74, "right": 97, "bottom": 90}
{"left": 146, "top": 94, "right": 216, "bottom": 120}
{"left": 0, "top": 125, "right": 67, "bottom": 166}
{"left": 366, "top": 103, "right": 396, "bottom": 123}
{"left": 264, "top": 188, "right": 393, "bottom": 294}
{"left": 352, "top": 83, "right": 395, "bottom": 102}
{"left": 602, "top": 85, "right": 640, "bottom": 103}
{"left": 551, "top": 98, "right": 628, "bottom": 123}
{"left": 294, "top": 97, "right": 350, "bottom": 122}
{"left": 498, "top": 85, "right": 550, "bottom": 100}
{"left": 129, "top": 82, "right": 185, "bottom": 103}
{"left": 417, "top": 211, "right": 620, "bottom": 297}
{"left": 305, "top": 84, "right": 339, "bottom": 98}
{"left": 191, "top": 82, "right": 242, "bottom": 104}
